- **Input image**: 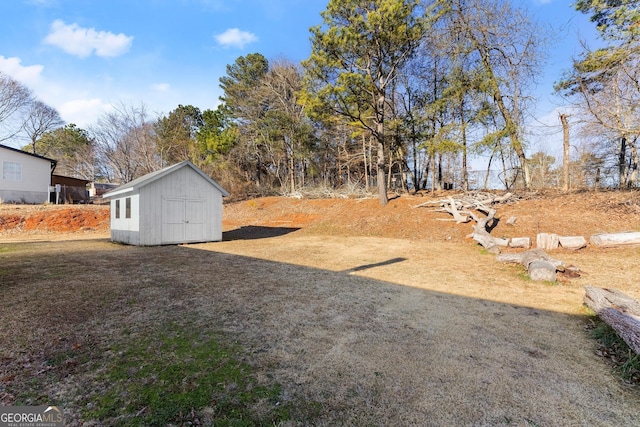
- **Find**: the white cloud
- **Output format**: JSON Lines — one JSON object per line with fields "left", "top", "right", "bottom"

{"left": 152, "top": 83, "right": 171, "bottom": 92}
{"left": 57, "top": 98, "right": 112, "bottom": 127}
{"left": 43, "top": 20, "right": 133, "bottom": 58}
{"left": 0, "top": 56, "right": 44, "bottom": 87}
{"left": 214, "top": 28, "right": 258, "bottom": 49}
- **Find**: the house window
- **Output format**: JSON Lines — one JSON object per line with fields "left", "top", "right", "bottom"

{"left": 2, "top": 162, "right": 22, "bottom": 181}
{"left": 115, "top": 199, "right": 120, "bottom": 219}
{"left": 125, "top": 197, "right": 131, "bottom": 219}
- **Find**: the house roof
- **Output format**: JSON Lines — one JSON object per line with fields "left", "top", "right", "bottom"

{"left": 0, "top": 143, "right": 57, "bottom": 170}
{"left": 102, "top": 160, "right": 229, "bottom": 199}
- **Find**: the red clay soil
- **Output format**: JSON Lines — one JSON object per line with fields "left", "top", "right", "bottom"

{"left": 0, "top": 205, "right": 110, "bottom": 234}
{"left": 1, "top": 189, "right": 639, "bottom": 242}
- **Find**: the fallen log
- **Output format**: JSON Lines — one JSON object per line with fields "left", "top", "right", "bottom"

{"left": 418, "top": 192, "right": 514, "bottom": 254}
{"left": 537, "top": 233, "right": 559, "bottom": 251}
{"left": 584, "top": 286, "right": 640, "bottom": 354}
{"left": 469, "top": 205, "right": 500, "bottom": 254}
{"left": 497, "top": 249, "right": 565, "bottom": 282}
{"left": 528, "top": 260, "right": 557, "bottom": 282}
{"left": 443, "top": 196, "right": 471, "bottom": 224}
{"left": 590, "top": 231, "right": 640, "bottom": 248}
{"left": 472, "top": 228, "right": 500, "bottom": 254}
{"left": 492, "top": 237, "right": 531, "bottom": 248}
{"left": 494, "top": 237, "right": 510, "bottom": 247}
{"left": 558, "top": 236, "right": 587, "bottom": 250}
{"left": 509, "top": 237, "right": 531, "bottom": 248}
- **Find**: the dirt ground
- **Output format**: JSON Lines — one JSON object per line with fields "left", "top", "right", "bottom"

{"left": 1, "top": 190, "right": 640, "bottom": 425}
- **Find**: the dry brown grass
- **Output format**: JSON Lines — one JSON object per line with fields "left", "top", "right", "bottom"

{"left": 1, "top": 192, "right": 640, "bottom": 425}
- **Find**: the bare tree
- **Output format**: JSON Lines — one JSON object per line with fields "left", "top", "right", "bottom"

{"left": 0, "top": 72, "right": 33, "bottom": 143}
{"left": 448, "top": 0, "right": 547, "bottom": 190}
{"left": 92, "top": 102, "right": 161, "bottom": 183}
{"left": 559, "top": 51, "right": 640, "bottom": 187}
{"left": 22, "top": 100, "right": 64, "bottom": 154}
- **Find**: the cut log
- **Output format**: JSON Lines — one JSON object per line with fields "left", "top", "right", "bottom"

{"left": 537, "top": 233, "right": 559, "bottom": 250}
{"left": 472, "top": 230, "right": 500, "bottom": 254}
{"left": 469, "top": 206, "right": 500, "bottom": 254}
{"left": 558, "top": 235, "right": 587, "bottom": 250}
{"left": 509, "top": 237, "right": 531, "bottom": 248}
{"left": 584, "top": 286, "right": 640, "bottom": 354}
{"left": 590, "top": 231, "right": 640, "bottom": 248}
{"left": 497, "top": 248, "right": 565, "bottom": 281}
{"left": 599, "top": 309, "right": 640, "bottom": 355}
{"left": 494, "top": 237, "right": 510, "bottom": 247}
{"left": 584, "top": 286, "right": 640, "bottom": 315}
{"left": 528, "top": 260, "right": 557, "bottom": 282}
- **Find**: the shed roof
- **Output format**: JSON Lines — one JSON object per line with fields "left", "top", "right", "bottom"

{"left": 102, "top": 160, "right": 229, "bottom": 199}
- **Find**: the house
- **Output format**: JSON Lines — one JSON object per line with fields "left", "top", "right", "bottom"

{"left": 0, "top": 144, "right": 57, "bottom": 204}
{"left": 102, "top": 160, "right": 229, "bottom": 246}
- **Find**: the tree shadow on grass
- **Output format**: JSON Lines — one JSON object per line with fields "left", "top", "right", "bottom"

{"left": 223, "top": 225, "right": 300, "bottom": 241}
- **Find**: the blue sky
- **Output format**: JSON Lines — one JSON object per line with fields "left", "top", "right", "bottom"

{"left": 0, "top": 0, "right": 599, "bottom": 153}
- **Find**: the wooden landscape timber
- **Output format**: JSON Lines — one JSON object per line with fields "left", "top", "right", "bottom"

{"left": 584, "top": 286, "right": 640, "bottom": 355}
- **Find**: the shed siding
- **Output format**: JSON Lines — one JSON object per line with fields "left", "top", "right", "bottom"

{"left": 138, "top": 166, "right": 223, "bottom": 245}
{"left": 106, "top": 162, "right": 226, "bottom": 246}
{"left": 109, "top": 194, "right": 140, "bottom": 244}
{"left": 0, "top": 149, "right": 51, "bottom": 203}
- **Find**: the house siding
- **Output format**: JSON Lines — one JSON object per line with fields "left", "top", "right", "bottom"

{"left": 0, "top": 148, "right": 52, "bottom": 203}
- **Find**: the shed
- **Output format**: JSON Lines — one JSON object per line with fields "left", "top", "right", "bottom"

{"left": 102, "top": 161, "right": 229, "bottom": 246}
{"left": 51, "top": 174, "right": 90, "bottom": 204}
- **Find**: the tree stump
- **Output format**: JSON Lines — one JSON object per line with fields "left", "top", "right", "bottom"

{"left": 537, "top": 233, "right": 559, "bottom": 250}
{"left": 497, "top": 249, "right": 564, "bottom": 282}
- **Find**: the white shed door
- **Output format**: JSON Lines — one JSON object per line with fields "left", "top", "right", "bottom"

{"left": 162, "top": 198, "right": 205, "bottom": 243}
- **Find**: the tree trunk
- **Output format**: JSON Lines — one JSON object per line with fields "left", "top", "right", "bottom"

{"left": 560, "top": 113, "right": 570, "bottom": 192}
{"left": 509, "top": 237, "right": 531, "bottom": 248}
{"left": 590, "top": 231, "right": 640, "bottom": 248}
{"left": 558, "top": 236, "right": 587, "bottom": 250}
{"left": 619, "top": 136, "right": 627, "bottom": 188}
{"left": 584, "top": 286, "right": 640, "bottom": 355}
{"left": 497, "top": 248, "right": 564, "bottom": 282}
{"left": 628, "top": 139, "right": 639, "bottom": 187}
{"left": 536, "top": 233, "right": 559, "bottom": 251}
{"left": 377, "top": 138, "right": 388, "bottom": 206}
{"left": 362, "top": 134, "right": 369, "bottom": 192}
{"left": 376, "top": 85, "right": 388, "bottom": 206}
{"left": 461, "top": 103, "right": 469, "bottom": 191}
